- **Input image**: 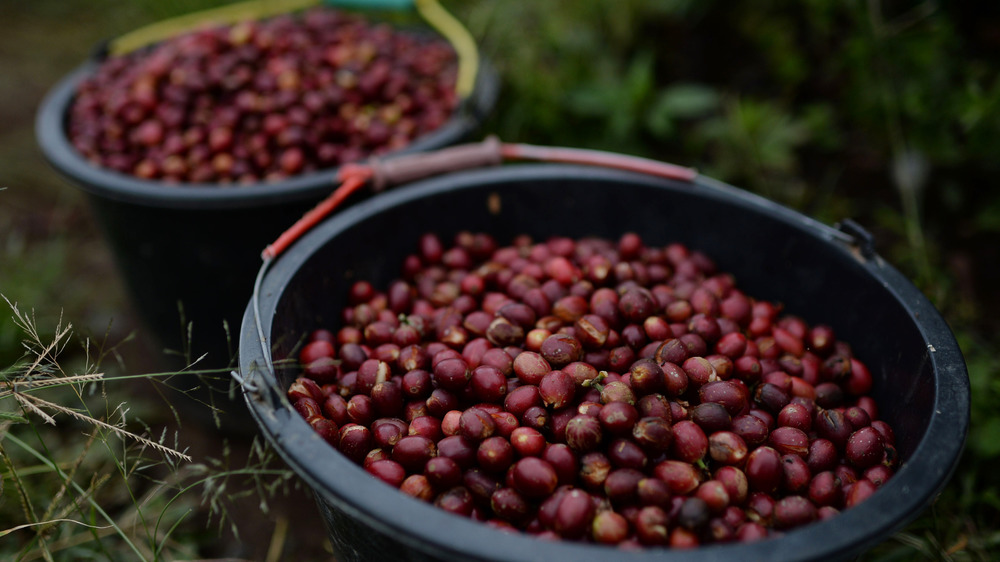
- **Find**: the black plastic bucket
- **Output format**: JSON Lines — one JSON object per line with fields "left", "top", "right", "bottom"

{"left": 35, "top": 48, "right": 497, "bottom": 372}
{"left": 238, "top": 164, "right": 969, "bottom": 561}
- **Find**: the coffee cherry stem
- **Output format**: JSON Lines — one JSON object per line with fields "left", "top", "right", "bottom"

{"left": 582, "top": 370, "right": 609, "bottom": 392}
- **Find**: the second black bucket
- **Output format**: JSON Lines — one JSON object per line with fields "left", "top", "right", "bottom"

{"left": 238, "top": 163, "right": 969, "bottom": 560}
{"left": 34, "top": 52, "right": 497, "bottom": 377}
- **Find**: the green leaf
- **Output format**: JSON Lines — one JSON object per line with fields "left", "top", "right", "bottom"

{"left": 651, "top": 83, "right": 721, "bottom": 119}
{"left": 566, "top": 85, "right": 617, "bottom": 117}
{"left": 645, "top": 106, "right": 676, "bottom": 138}
{"left": 974, "top": 197, "right": 1000, "bottom": 232}
{"left": 971, "top": 415, "right": 1000, "bottom": 458}
{"left": 624, "top": 51, "right": 655, "bottom": 104}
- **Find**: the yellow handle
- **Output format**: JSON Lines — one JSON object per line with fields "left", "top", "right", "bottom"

{"left": 108, "top": 0, "right": 318, "bottom": 57}
{"left": 414, "top": 0, "right": 478, "bottom": 99}
{"left": 105, "top": 0, "right": 478, "bottom": 99}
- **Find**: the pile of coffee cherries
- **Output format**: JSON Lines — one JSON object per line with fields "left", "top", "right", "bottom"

{"left": 287, "top": 231, "right": 897, "bottom": 548}
{"left": 67, "top": 8, "right": 459, "bottom": 184}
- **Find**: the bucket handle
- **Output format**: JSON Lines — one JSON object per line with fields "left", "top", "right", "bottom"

{"left": 102, "top": 0, "right": 479, "bottom": 100}
{"left": 240, "top": 139, "right": 887, "bottom": 401}
{"left": 835, "top": 219, "right": 878, "bottom": 260}
{"left": 262, "top": 138, "right": 699, "bottom": 261}
{"left": 244, "top": 138, "right": 700, "bottom": 386}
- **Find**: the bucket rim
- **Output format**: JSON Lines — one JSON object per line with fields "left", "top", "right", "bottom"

{"left": 239, "top": 163, "right": 970, "bottom": 561}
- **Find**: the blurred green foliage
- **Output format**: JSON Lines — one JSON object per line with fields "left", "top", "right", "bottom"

{"left": 462, "top": 1, "right": 999, "bottom": 205}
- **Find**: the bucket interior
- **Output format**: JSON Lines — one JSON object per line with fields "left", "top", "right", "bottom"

{"left": 265, "top": 166, "right": 935, "bottom": 458}
{"left": 241, "top": 164, "right": 967, "bottom": 562}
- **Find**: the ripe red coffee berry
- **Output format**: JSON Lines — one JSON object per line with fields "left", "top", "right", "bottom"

{"left": 670, "top": 420, "right": 708, "bottom": 464}
{"left": 392, "top": 435, "right": 436, "bottom": 473}
{"left": 632, "top": 416, "right": 673, "bottom": 454}
{"left": 458, "top": 407, "right": 496, "bottom": 441}
{"left": 477, "top": 436, "right": 514, "bottom": 474}
{"left": 635, "top": 505, "right": 670, "bottom": 545}
{"left": 846, "top": 427, "right": 886, "bottom": 469}
{"left": 300, "top": 340, "right": 335, "bottom": 365}
{"left": 565, "top": 415, "right": 603, "bottom": 452}
{"left": 745, "top": 446, "right": 783, "bottom": 494}
{"left": 424, "top": 456, "right": 462, "bottom": 490}
{"left": 510, "top": 457, "right": 559, "bottom": 499}
{"left": 512, "top": 352, "right": 550, "bottom": 385}
{"left": 653, "top": 460, "right": 703, "bottom": 495}
{"left": 553, "top": 489, "right": 596, "bottom": 539}
{"left": 629, "top": 358, "right": 665, "bottom": 396}
{"left": 539, "top": 370, "right": 576, "bottom": 409}
{"left": 491, "top": 487, "right": 531, "bottom": 524}
{"left": 540, "top": 333, "right": 584, "bottom": 367}
{"left": 773, "top": 495, "right": 818, "bottom": 529}
{"left": 592, "top": 510, "right": 630, "bottom": 544}
{"left": 598, "top": 401, "right": 640, "bottom": 436}
{"left": 768, "top": 426, "right": 810, "bottom": 457}
{"left": 510, "top": 426, "right": 547, "bottom": 457}
{"left": 845, "top": 478, "right": 879, "bottom": 507}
